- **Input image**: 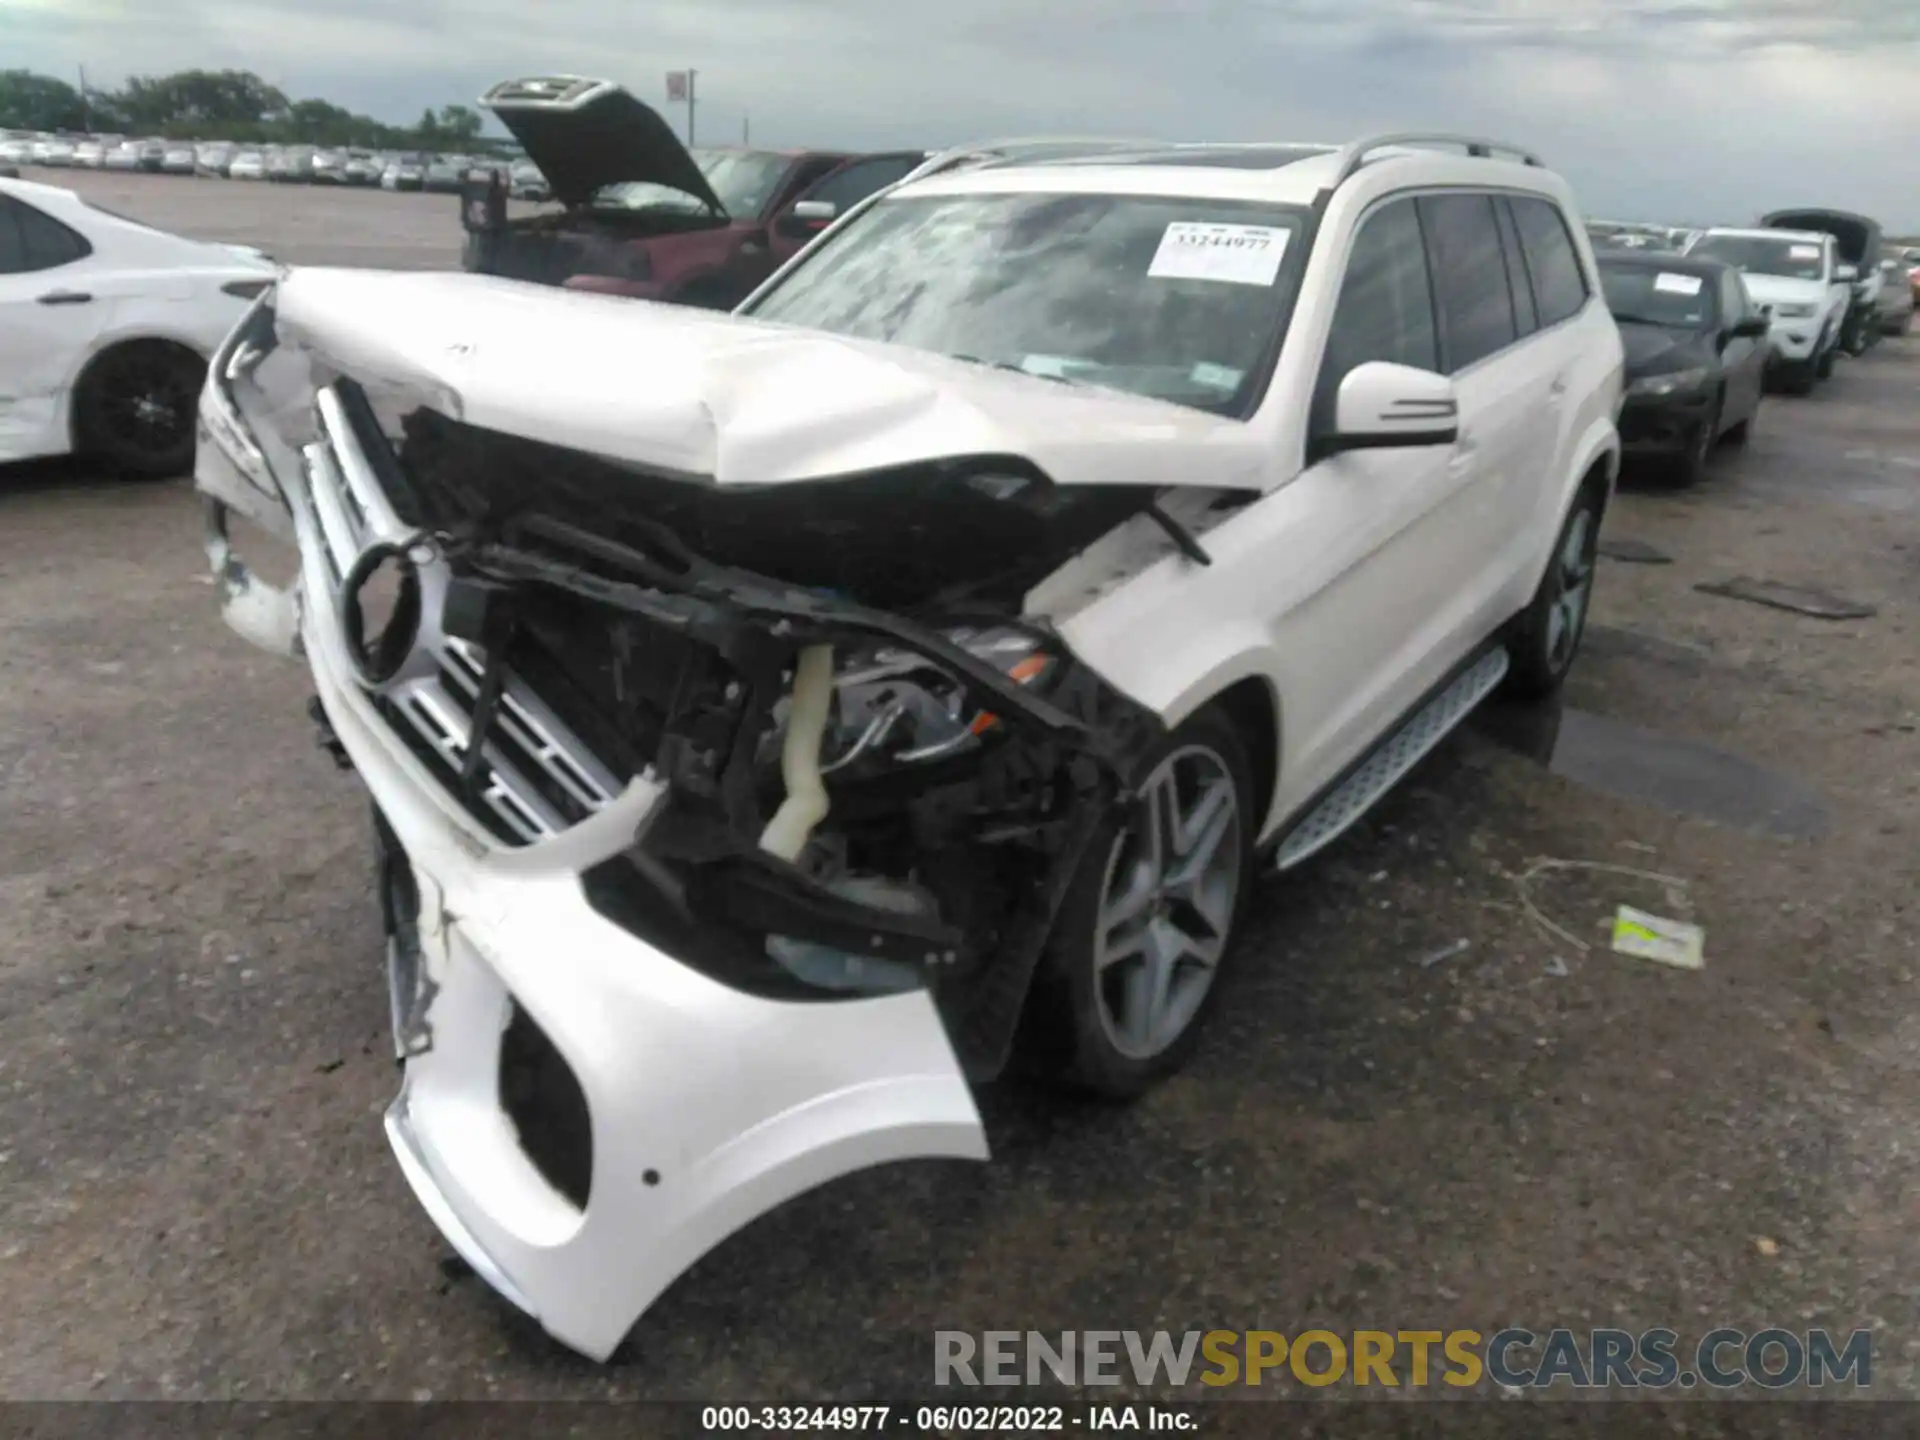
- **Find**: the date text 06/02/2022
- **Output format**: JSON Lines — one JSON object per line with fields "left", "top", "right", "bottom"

{"left": 699, "top": 1404, "right": 1194, "bottom": 1432}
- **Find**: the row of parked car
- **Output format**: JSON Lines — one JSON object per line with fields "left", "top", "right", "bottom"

{"left": 1574, "top": 209, "right": 1918, "bottom": 484}
{"left": 0, "top": 129, "right": 553, "bottom": 199}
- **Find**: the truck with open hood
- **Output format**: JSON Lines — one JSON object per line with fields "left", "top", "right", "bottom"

{"left": 459, "top": 75, "right": 924, "bottom": 309}
{"left": 1761, "top": 207, "right": 1887, "bottom": 356}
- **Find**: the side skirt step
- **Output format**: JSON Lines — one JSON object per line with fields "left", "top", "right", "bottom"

{"left": 1273, "top": 646, "right": 1509, "bottom": 872}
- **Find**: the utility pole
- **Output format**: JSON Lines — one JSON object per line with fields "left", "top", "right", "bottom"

{"left": 687, "top": 68, "right": 697, "bottom": 146}
{"left": 742, "top": 112, "right": 750, "bottom": 146}
{"left": 77, "top": 66, "right": 89, "bottom": 131}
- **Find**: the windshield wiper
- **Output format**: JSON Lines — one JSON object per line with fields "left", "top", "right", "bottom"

{"left": 950, "top": 354, "right": 1079, "bottom": 385}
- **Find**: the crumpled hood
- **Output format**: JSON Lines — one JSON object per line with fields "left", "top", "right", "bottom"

{"left": 271, "top": 267, "right": 1270, "bottom": 490}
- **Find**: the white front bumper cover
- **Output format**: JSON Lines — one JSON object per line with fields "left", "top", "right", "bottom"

{"left": 195, "top": 377, "right": 988, "bottom": 1365}
{"left": 325, "top": 579, "right": 984, "bottom": 1361}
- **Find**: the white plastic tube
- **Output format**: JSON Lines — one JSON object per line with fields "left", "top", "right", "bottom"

{"left": 758, "top": 643, "right": 835, "bottom": 861}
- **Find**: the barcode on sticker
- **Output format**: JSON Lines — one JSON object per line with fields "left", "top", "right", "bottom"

{"left": 1148, "top": 223, "right": 1290, "bottom": 286}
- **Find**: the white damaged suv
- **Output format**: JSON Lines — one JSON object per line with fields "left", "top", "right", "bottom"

{"left": 195, "top": 129, "right": 1623, "bottom": 1360}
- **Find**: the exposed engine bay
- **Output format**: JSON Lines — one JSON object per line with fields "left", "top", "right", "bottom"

{"left": 463, "top": 205, "right": 723, "bottom": 287}
{"left": 325, "top": 395, "right": 1173, "bottom": 1078}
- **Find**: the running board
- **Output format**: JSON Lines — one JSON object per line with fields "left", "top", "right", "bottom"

{"left": 1273, "top": 647, "right": 1509, "bottom": 871}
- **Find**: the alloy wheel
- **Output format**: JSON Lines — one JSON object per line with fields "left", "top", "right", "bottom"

{"left": 1092, "top": 744, "right": 1244, "bottom": 1061}
{"left": 96, "top": 347, "right": 197, "bottom": 464}
{"left": 1544, "top": 506, "right": 1596, "bottom": 672}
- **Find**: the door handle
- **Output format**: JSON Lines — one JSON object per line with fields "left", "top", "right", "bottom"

{"left": 37, "top": 290, "right": 93, "bottom": 305}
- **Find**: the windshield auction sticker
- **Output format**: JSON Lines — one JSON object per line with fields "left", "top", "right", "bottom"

{"left": 1653, "top": 273, "right": 1704, "bottom": 296}
{"left": 1149, "top": 223, "right": 1290, "bottom": 285}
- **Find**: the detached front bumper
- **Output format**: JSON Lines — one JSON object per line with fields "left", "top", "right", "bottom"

{"left": 193, "top": 333, "right": 988, "bottom": 1362}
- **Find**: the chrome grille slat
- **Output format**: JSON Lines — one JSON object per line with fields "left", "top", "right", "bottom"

{"left": 396, "top": 682, "right": 565, "bottom": 843}
{"left": 300, "top": 382, "right": 620, "bottom": 848}
{"left": 302, "top": 439, "right": 362, "bottom": 579}
{"left": 440, "top": 639, "right": 619, "bottom": 814}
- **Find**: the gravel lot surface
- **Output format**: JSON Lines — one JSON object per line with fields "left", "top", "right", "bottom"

{"left": 2, "top": 171, "right": 1917, "bottom": 1422}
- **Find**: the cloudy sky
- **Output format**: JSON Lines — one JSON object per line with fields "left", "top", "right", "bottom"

{"left": 11, "top": 0, "right": 1920, "bottom": 227}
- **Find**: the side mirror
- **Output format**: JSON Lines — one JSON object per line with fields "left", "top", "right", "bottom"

{"left": 1835, "top": 263, "right": 1858, "bottom": 283}
{"left": 775, "top": 198, "right": 837, "bottom": 240}
{"left": 1730, "top": 316, "right": 1770, "bottom": 340}
{"left": 1323, "top": 362, "right": 1460, "bottom": 455}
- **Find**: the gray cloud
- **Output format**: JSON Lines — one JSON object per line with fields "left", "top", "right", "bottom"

{"left": 11, "top": 0, "right": 1919, "bottom": 227}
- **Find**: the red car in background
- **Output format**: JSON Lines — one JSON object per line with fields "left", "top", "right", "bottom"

{"left": 461, "top": 76, "right": 925, "bottom": 310}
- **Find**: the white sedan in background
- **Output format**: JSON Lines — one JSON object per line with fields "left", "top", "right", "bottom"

{"left": 0, "top": 175, "right": 277, "bottom": 475}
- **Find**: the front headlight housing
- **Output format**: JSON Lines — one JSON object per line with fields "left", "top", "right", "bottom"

{"left": 780, "top": 625, "right": 1059, "bottom": 780}
{"left": 1627, "top": 366, "right": 1711, "bottom": 398}
{"left": 1772, "top": 302, "right": 1817, "bottom": 320}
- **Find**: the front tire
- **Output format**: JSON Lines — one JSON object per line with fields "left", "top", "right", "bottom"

{"left": 1668, "top": 398, "right": 1720, "bottom": 488}
{"left": 72, "top": 340, "right": 206, "bottom": 478}
{"left": 1503, "top": 479, "right": 1603, "bottom": 702}
{"left": 1024, "top": 706, "right": 1256, "bottom": 1099}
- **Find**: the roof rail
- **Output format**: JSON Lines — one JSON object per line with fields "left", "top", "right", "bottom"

{"left": 899, "top": 136, "right": 1165, "bottom": 185}
{"left": 1328, "top": 132, "right": 1543, "bottom": 188}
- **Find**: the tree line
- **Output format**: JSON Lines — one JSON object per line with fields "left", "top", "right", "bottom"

{"left": 0, "top": 68, "right": 502, "bottom": 152}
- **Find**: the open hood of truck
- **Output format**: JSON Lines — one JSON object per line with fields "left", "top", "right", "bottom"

{"left": 477, "top": 75, "right": 725, "bottom": 214}
{"left": 1761, "top": 209, "right": 1881, "bottom": 266}
{"left": 271, "top": 267, "right": 1271, "bottom": 492}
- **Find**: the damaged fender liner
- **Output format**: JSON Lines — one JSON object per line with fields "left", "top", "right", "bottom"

{"left": 437, "top": 512, "right": 1167, "bottom": 1080}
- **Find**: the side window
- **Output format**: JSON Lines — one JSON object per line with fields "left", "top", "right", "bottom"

{"left": 800, "top": 156, "right": 923, "bottom": 214}
{"left": 1417, "top": 193, "right": 1517, "bottom": 372}
{"left": 0, "top": 197, "right": 90, "bottom": 272}
{"left": 0, "top": 199, "right": 26, "bottom": 274}
{"left": 1314, "top": 196, "right": 1439, "bottom": 429}
{"left": 1508, "top": 196, "right": 1589, "bottom": 327}
{"left": 770, "top": 157, "right": 840, "bottom": 212}
{"left": 1493, "top": 198, "right": 1539, "bottom": 338}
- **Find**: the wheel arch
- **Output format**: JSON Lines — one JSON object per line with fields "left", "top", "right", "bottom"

{"left": 1210, "top": 675, "right": 1281, "bottom": 846}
